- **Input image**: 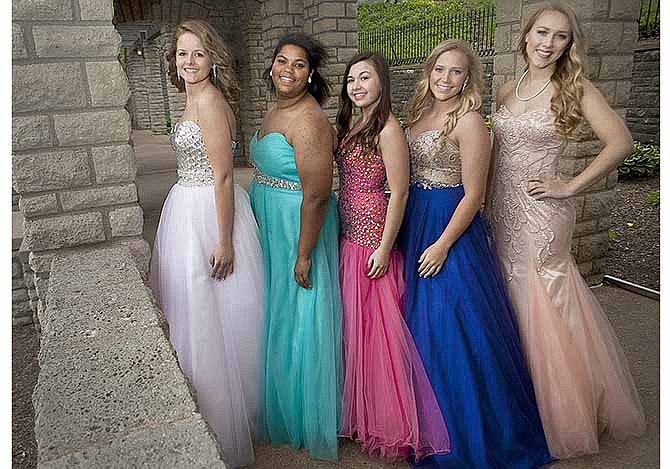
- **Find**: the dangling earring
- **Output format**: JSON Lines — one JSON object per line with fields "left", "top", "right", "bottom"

{"left": 212, "top": 64, "right": 217, "bottom": 81}
{"left": 308, "top": 73, "right": 312, "bottom": 84}
{"left": 177, "top": 68, "right": 182, "bottom": 80}
{"left": 460, "top": 77, "right": 469, "bottom": 95}
{"left": 269, "top": 69, "right": 273, "bottom": 77}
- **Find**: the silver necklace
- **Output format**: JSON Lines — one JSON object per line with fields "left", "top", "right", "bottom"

{"left": 515, "top": 69, "right": 551, "bottom": 102}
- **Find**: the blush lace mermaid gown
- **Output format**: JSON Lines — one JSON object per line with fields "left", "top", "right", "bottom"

{"left": 399, "top": 130, "right": 552, "bottom": 469}
{"left": 249, "top": 130, "right": 343, "bottom": 461}
{"left": 487, "top": 105, "right": 645, "bottom": 458}
{"left": 335, "top": 140, "right": 450, "bottom": 461}
{"left": 150, "top": 120, "right": 264, "bottom": 467}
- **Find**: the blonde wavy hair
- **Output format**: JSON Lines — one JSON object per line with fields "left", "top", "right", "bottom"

{"left": 406, "top": 39, "right": 483, "bottom": 139}
{"left": 166, "top": 19, "right": 240, "bottom": 113}
{"left": 519, "top": 2, "right": 586, "bottom": 139}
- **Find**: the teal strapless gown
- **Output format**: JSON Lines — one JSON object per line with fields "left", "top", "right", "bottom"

{"left": 249, "top": 131, "right": 343, "bottom": 461}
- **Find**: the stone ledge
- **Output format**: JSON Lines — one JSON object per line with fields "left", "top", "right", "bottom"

{"left": 34, "top": 246, "right": 226, "bottom": 467}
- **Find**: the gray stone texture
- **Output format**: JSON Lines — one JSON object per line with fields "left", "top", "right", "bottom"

{"left": 13, "top": 23, "right": 27, "bottom": 60}
{"left": 29, "top": 251, "right": 56, "bottom": 274}
{"left": 19, "top": 194, "right": 59, "bottom": 218}
{"left": 55, "top": 110, "right": 131, "bottom": 146}
{"left": 59, "top": 184, "right": 138, "bottom": 212}
{"left": 86, "top": 62, "right": 130, "bottom": 107}
{"left": 626, "top": 40, "right": 659, "bottom": 144}
{"left": 13, "top": 63, "right": 87, "bottom": 113}
{"left": 23, "top": 212, "right": 105, "bottom": 251}
{"left": 34, "top": 246, "right": 225, "bottom": 466}
{"left": 91, "top": 145, "right": 137, "bottom": 184}
{"left": 12, "top": 150, "right": 91, "bottom": 194}
{"left": 109, "top": 206, "right": 144, "bottom": 237}
{"left": 12, "top": 115, "right": 52, "bottom": 152}
{"left": 78, "top": 0, "right": 114, "bottom": 20}
{"left": 13, "top": 0, "right": 72, "bottom": 20}
{"left": 33, "top": 26, "right": 121, "bottom": 58}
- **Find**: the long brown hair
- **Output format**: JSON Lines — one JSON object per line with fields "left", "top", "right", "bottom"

{"left": 166, "top": 19, "right": 240, "bottom": 113}
{"left": 336, "top": 52, "right": 392, "bottom": 150}
{"left": 406, "top": 40, "right": 483, "bottom": 140}
{"left": 519, "top": 2, "right": 586, "bottom": 139}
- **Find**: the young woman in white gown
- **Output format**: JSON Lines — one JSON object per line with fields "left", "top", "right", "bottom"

{"left": 150, "top": 19, "right": 264, "bottom": 467}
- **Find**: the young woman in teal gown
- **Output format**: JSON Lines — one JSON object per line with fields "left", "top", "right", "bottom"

{"left": 248, "top": 32, "right": 342, "bottom": 461}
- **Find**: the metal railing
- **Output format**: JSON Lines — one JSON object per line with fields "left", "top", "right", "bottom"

{"left": 358, "top": 4, "right": 496, "bottom": 65}
{"left": 639, "top": 0, "right": 660, "bottom": 39}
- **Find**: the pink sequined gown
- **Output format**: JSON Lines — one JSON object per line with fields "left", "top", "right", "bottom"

{"left": 335, "top": 140, "right": 450, "bottom": 461}
{"left": 487, "top": 105, "right": 646, "bottom": 459}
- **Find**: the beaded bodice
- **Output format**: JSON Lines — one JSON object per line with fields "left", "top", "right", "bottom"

{"left": 335, "top": 141, "right": 388, "bottom": 249}
{"left": 171, "top": 120, "right": 236, "bottom": 187}
{"left": 488, "top": 105, "right": 570, "bottom": 280}
{"left": 407, "top": 130, "right": 462, "bottom": 188}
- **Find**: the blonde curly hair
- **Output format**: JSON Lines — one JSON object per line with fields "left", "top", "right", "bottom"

{"left": 166, "top": 19, "right": 240, "bottom": 113}
{"left": 406, "top": 39, "right": 483, "bottom": 139}
{"left": 519, "top": 2, "right": 586, "bottom": 139}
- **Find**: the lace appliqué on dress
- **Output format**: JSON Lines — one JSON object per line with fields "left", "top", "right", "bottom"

{"left": 408, "top": 130, "right": 462, "bottom": 188}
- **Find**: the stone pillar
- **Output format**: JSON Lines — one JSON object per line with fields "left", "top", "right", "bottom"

{"left": 626, "top": 38, "right": 660, "bottom": 145}
{"left": 493, "top": 0, "right": 640, "bottom": 285}
{"left": 12, "top": 0, "right": 150, "bottom": 326}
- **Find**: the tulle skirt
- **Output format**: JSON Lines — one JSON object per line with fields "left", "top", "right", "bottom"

{"left": 338, "top": 239, "right": 450, "bottom": 461}
{"left": 400, "top": 185, "right": 552, "bottom": 469}
{"left": 150, "top": 183, "right": 264, "bottom": 467}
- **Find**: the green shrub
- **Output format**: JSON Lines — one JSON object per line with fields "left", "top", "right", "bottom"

{"left": 646, "top": 190, "right": 660, "bottom": 208}
{"left": 618, "top": 141, "right": 660, "bottom": 178}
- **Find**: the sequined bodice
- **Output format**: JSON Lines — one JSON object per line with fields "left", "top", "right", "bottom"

{"left": 171, "top": 120, "right": 236, "bottom": 187}
{"left": 335, "top": 141, "right": 388, "bottom": 249}
{"left": 488, "top": 105, "right": 572, "bottom": 281}
{"left": 407, "top": 130, "right": 462, "bottom": 188}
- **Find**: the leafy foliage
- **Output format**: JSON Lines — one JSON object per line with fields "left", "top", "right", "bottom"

{"left": 618, "top": 142, "right": 660, "bottom": 178}
{"left": 646, "top": 190, "right": 660, "bottom": 208}
{"left": 358, "top": 1, "right": 491, "bottom": 31}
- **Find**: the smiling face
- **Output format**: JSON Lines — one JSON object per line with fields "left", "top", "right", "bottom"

{"left": 271, "top": 44, "right": 310, "bottom": 98}
{"left": 346, "top": 60, "right": 381, "bottom": 110}
{"left": 176, "top": 32, "right": 212, "bottom": 85}
{"left": 429, "top": 49, "right": 469, "bottom": 103}
{"left": 525, "top": 10, "right": 572, "bottom": 70}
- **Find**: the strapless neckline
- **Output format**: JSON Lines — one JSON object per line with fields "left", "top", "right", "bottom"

{"left": 497, "top": 104, "right": 553, "bottom": 120}
{"left": 174, "top": 119, "right": 238, "bottom": 149}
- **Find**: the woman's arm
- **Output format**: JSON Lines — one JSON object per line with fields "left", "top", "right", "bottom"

{"left": 418, "top": 111, "right": 491, "bottom": 278}
{"left": 199, "top": 92, "right": 236, "bottom": 280}
{"left": 292, "top": 109, "right": 335, "bottom": 289}
{"left": 367, "top": 116, "right": 409, "bottom": 279}
{"left": 528, "top": 79, "right": 634, "bottom": 200}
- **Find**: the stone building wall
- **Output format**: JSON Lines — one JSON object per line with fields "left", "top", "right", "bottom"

{"left": 389, "top": 56, "right": 495, "bottom": 123}
{"left": 626, "top": 39, "right": 660, "bottom": 145}
{"left": 12, "top": 0, "right": 150, "bottom": 326}
{"left": 494, "top": 0, "right": 640, "bottom": 285}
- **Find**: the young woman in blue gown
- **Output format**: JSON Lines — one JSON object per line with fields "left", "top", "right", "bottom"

{"left": 399, "top": 39, "right": 552, "bottom": 469}
{"left": 248, "top": 32, "right": 342, "bottom": 461}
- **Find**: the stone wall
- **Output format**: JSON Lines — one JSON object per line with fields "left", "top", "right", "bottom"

{"left": 12, "top": 0, "right": 150, "bottom": 326}
{"left": 626, "top": 39, "right": 659, "bottom": 145}
{"left": 494, "top": 0, "right": 640, "bottom": 285}
{"left": 33, "top": 246, "right": 226, "bottom": 467}
{"left": 389, "top": 56, "right": 495, "bottom": 123}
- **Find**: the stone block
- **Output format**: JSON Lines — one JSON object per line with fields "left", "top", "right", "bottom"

{"left": 583, "top": 190, "right": 615, "bottom": 220}
{"left": 109, "top": 206, "right": 144, "bottom": 237}
{"left": 610, "top": 0, "right": 640, "bottom": 20}
{"left": 86, "top": 62, "right": 130, "bottom": 107}
{"left": 494, "top": 53, "right": 516, "bottom": 76}
{"left": 34, "top": 275, "right": 49, "bottom": 299}
{"left": 495, "top": 24, "right": 512, "bottom": 53}
{"left": 91, "top": 145, "right": 137, "bottom": 184}
{"left": 12, "top": 150, "right": 91, "bottom": 193}
{"left": 562, "top": 140, "right": 603, "bottom": 158}
{"left": 13, "top": 300, "right": 33, "bottom": 319}
{"left": 13, "top": 0, "right": 72, "bottom": 20}
{"left": 586, "top": 23, "right": 623, "bottom": 54}
{"left": 318, "top": 2, "right": 345, "bottom": 17}
{"left": 346, "top": 31, "right": 358, "bottom": 47}
{"left": 346, "top": 2, "right": 357, "bottom": 18}
{"left": 13, "top": 289, "right": 29, "bottom": 303}
{"left": 54, "top": 110, "right": 131, "bottom": 146}
{"left": 33, "top": 26, "right": 120, "bottom": 58}
{"left": 615, "top": 80, "right": 631, "bottom": 106}
{"left": 109, "top": 238, "right": 152, "bottom": 279}
{"left": 60, "top": 184, "right": 137, "bottom": 212}
{"left": 317, "top": 31, "right": 346, "bottom": 47}
{"left": 577, "top": 232, "right": 609, "bottom": 262}
{"left": 39, "top": 416, "right": 225, "bottom": 468}
{"left": 337, "top": 47, "right": 358, "bottom": 63}
{"left": 621, "top": 23, "right": 639, "bottom": 53}
{"left": 13, "top": 63, "right": 86, "bottom": 113}
{"left": 78, "top": 0, "right": 114, "bottom": 20}
{"left": 29, "top": 251, "right": 56, "bottom": 274}
{"left": 12, "top": 115, "right": 51, "bottom": 152}
{"left": 313, "top": 18, "right": 337, "bottom": 33}
{"left": 13, "top": 23, "right": 27, "bottom": 60}
{"left": 599, "top": 55, "right": 634, "bottom": 80}
{"left": 594, "top": 80, "right": 616, "bottom": 103}
{"left": 23, "top": 212, "right": 105, "bottom": 251}
{"left": 570, "top": 0, "right": 609, "bottom": 20}
{"left": 337, "top": 18, "right": 358, "bottom": 33}
{"left": 497, "top": 0, "right": 522, "bottom": 23}
{"left": 19, "top": 194, "right": 59, "bottom": 217}
{"left": 12, "top": 260, "right": 22, "bottom": 279}
{"left": 574, "top": 219, "right": 598, "bottom": 237}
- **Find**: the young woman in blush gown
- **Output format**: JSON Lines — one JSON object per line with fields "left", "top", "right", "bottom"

{"left": 335, "top": 52, "right": 450, "bottom": 462}
{"left": 486, "top": 2, "right": 645, "bottom": 459}
{"left": 399, "top": 39, "right": 552, "bottom": 469}
{"left": 248, "top": 32, "right": 342, "bottom": 461}
{"left": 150, "top": 20, "right": 264, "bottom": 468}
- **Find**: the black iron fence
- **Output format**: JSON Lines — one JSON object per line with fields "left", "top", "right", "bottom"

{"left": 639, "top": 0, "right": 660, "bottom": 39}
{"left": 358, "top": 4, "right": 496, "bottom": 66}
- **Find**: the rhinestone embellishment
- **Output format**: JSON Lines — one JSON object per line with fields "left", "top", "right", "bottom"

{"left": 253, "top": 164, "right": 302, "bottom": 191}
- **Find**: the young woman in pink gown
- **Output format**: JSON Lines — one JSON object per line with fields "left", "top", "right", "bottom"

{"left": 486, "top": 3, "right": 645, "bottom": 459}
{"left": 335, "top": 52, "right": 450, "bottom": 462}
